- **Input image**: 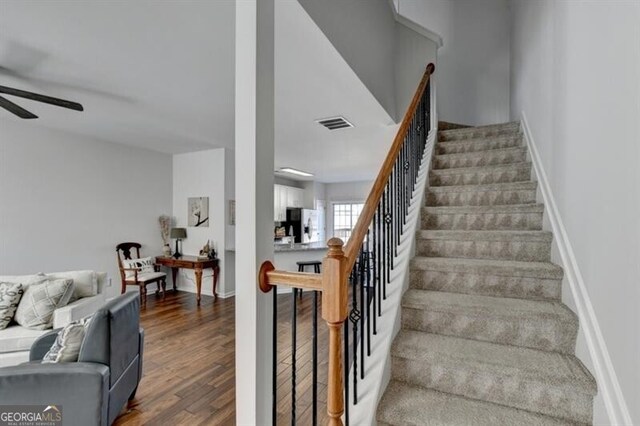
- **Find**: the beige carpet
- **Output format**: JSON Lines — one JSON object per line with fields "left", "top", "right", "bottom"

{"left": 377, "top": 122, "right": 597, "bottom": 425}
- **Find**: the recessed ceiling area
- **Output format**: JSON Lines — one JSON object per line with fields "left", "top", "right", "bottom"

{"left": 0, "top": 1, "right": 399, "bottom": 182}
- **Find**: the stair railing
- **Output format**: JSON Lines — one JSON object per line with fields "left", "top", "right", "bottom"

{"left": 259, "top": 62, "right": 435, "bottom": 426}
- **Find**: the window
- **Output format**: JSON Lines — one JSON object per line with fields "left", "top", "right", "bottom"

{"left": 333, "top": 203, "right": 364, "bottom": 242}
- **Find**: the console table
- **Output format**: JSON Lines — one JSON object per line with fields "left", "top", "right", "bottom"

{"left": 155, "top": 255, "right": 219, "bottom": 305}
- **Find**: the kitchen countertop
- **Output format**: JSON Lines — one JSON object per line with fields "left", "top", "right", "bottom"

{"left": 274, "top": 242, "right": 327, "bottom": 252}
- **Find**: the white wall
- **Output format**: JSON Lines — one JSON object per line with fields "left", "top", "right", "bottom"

{"left": 394, "top": 22, "right": 438, "bottom": 119}
{"left": 0, "top": 120, "right": 172, "bottom": 297}
{"left": 510, "top": 1, "right": 640, "bottom": 424}
{"left": 325, "top": 180, "right": 373, "bottom": 238}
{"left": 398, "top": 0, "right": 511, "bottom": 125}
{"left": 172, "top": 148, "right": 235, "bottom": 297}
{"left": 298, "top": 0, "right": 398, "bottom": 120}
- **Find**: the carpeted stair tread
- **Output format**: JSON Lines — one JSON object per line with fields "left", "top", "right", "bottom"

{"left": 436, "top": 135, "right": 523, "bottom": 155}
{"left": 434, "top": 146, "right": 528, "bottom": 169}
{"left": 377, "top": 381, "right": 580, "bottom": 426}
{"left": 409, "top": 257, "right": 563, "bottom": 300}
{"left": 393, "top": 330, "right": 596, "bottom": 393}
{"left": 417, "top": 229, "right": 552, "bottom": 241}
{"left": 438, "top": 122, "right": 520, "bottom": 142}
{"left": 429, "top": 162, "right": 532, "bottom": 187}
{"left": 438, "top": 121, "right": 519, "bottom": 135}
{"left": 426, "top": 181, "right": 538, "bottom": 207}
{"left": 424, "top": 203, "right": 544, "bottom": 214}
{"left": 422, "top": 203, "right": 544, "bottom": 231}
{"left": 416, "top": 230, "right": 552, "bottom": 262}
{"left": 401, "top": 289, "right": 578, "bottom": 353}
{"left": 428, "top": 180, "right": 537, "bottom": 194}
{"left": 411, "top": 256, "right": 563, "bottom": 279}
{"left": 391, "top": 331, "right": 596, "bottom": 422}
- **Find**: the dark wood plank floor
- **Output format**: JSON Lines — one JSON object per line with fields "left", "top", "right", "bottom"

{"left": 114, "top": 290, "right": 330, "bottom": 426}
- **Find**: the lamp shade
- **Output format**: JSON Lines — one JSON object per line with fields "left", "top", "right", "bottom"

{"left": 170, "top": 227, "right": 187, "bottom": 239}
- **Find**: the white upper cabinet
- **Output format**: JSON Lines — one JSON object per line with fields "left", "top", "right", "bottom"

{"left": 274, "top": 185, "right": 305, "bottom": 221}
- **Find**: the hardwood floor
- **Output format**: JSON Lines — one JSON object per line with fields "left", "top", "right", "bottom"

{"left": 114, "top": 290, "right": 330, "bottom": 426}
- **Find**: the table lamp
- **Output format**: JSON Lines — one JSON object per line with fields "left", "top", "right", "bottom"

{"left": 170, "top": 227, "right": 187, "bottom": 258}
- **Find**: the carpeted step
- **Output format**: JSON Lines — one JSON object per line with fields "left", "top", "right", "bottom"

{"left": 438, "top": 122, "right": 520, "bottom": 142}
{"left": 438, "top": 121, "right": 471, "bottom": 131}
{"left": 416, "top": 230, "right": 552, "bottom": 262}
{"left": 422, "top": 204, "right": 544, "bottom": 231}
{"left": 377, "top": 381, "right": 579, "bottom": 426}
{"left": 434, "top": 146, "right": 528, "bottom": 169}
{"left": 401, "top": 289, "right": 578, "bottom": 353}
{"left": 426, "top": 181, "right": 537, "bottom": 207}
{"left": 409, "top": 257, "right": 563, "bottom": 301}
{"left": 436, "top": 135, "right": 523, "bottom": 155}
{"left": 390, "top": 331, "right": 596, "bottom": 424}
{"left": 429, "top": 162, "right": 532, "bottom": 187}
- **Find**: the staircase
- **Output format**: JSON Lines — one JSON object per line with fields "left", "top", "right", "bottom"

{"left": 377, "top": 122, "right": 597, "bottom": 425}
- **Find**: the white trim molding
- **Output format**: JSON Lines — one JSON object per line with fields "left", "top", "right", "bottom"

{"left": 520, "top": 112, "right": 633, "bottom": 426}
{"left": 386, "top": 0, "right": 444, "bottom": 48}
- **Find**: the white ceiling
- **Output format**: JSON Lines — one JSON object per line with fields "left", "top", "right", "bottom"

{"left": 0, "top": 1, "right": 398, "bottom": 182}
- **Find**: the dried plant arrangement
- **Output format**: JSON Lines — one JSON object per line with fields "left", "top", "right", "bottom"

{"left": 158, "top": 215, "right": 171, "bottom": 245}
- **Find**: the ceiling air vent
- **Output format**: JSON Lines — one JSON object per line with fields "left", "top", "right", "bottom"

{"left": 316, "top": 116, "right": 354, "bottom": 130}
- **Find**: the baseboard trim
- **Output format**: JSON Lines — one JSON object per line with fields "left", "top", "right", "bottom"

{"left": 218, "top": 291, "right": 235, "bottom": 299}
{"left": 520, "top": 112, "right": 632, "bottom": 426}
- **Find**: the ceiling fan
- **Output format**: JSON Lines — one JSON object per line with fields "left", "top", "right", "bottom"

{"left": 0, "top": 84, "right": 83, "bottom": 119}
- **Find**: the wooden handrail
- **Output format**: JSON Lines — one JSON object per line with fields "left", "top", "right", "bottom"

{"left": 343, "top": 63, "right": 435, "bottom": 272}
{"left": 258, "top": 261, "right": 323, "bottom": 292}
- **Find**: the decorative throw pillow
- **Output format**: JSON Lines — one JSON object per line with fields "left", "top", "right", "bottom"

{"left": 42, "top": 315, "right": 93, "bottom": 363}
{"left": 0, "top": 274, "right": 47, "bottom": 291}
{"left": 0, "top": 282, "right": 24, "bottom": 330}
{"left": 45, "top": 270, "right": 98, "bottom": 302}
{"left": 122, "top": 257, "right": 155, "bottom": 279}
{"left": 14, "top": 279, "right": 75, "bottom": 330}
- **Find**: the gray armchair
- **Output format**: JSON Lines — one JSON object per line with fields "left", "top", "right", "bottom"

{"left": 0, "top": 292, "right": 144, "bottom": 426}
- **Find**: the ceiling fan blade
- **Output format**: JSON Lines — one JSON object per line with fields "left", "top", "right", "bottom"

{"left": 0, "top": 84, "right": 83, "bottom": 111}
{"left": 0, "top": 95, "right": 38, "bottom": 119}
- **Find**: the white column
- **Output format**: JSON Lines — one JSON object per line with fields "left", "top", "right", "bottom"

{"left": 235, "top": 0, "right": 275, "bottom": 424}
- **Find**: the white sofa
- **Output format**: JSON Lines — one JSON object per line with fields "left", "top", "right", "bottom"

{"left": 0, "top": 271, "right": 107, "bottom": 367}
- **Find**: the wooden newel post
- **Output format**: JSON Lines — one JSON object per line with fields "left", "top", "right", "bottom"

{"left": 321, "top": 238, "right": 348, "bottom": 426}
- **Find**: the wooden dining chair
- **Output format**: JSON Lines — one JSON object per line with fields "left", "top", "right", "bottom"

{"left": 116, "top": 242, "right": 167, "bottom": 304}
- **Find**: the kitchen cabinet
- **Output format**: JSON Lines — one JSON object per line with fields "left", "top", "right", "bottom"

{"left": 274, "top": 185, "right": 304, "bottom": 221}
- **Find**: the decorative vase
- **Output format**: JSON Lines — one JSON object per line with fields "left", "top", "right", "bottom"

{"left": 162, "top": 244, "right": 171, "bottom": 256}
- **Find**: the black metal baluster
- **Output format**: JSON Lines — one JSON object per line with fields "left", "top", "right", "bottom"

{"left": 392, "top": 163, "right": 397, "bottom": 259}
{"left": 359, "top": 246, "right": 365, "bottom": 379}
{"left": 272, "top": 288, "right": 277, "bottom": 426}
{"left": 291, "top": 288, "right": 297, "bottom": 426}
{"left": 376, "top": 203, "right": 383, "bottom": 315}
{"left": 312, "top": 290, "right": 318, "bottom": 426}
{"left": 385, "top": 183, "right": 391, "bottom": 291}
{"left": 366, "top": 230, "right": 372, "bottom": 355}
{"left": 372, "top": 211, "right": 377, "bottom": 334}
